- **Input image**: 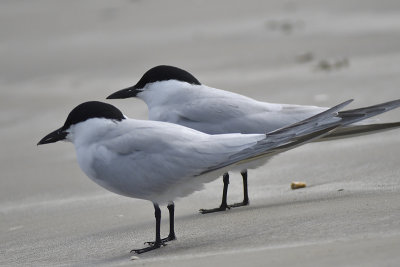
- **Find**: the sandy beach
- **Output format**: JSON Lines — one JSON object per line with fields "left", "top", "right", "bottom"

{"left": 1, "top": 0, "right": 400, "bottom": 266}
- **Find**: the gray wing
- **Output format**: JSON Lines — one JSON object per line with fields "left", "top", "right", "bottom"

{"left": 91, "top": 120, "right": 264, "bottom": 200}
{"left": 161, "top": 88, "right": 400, "bottom": 136}
{"left": 199, "top": 99, "right": 354, "bottom": 175}
{"left": 203, "top": 99, "right": 400, "bottom": 174}
{"left": 165, "top": 88, "right": 326, "bottom": 134}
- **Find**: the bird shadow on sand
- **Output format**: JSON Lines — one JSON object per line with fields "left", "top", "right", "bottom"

{"left": 80, "top": 187, "right": 372, "bottom": 263}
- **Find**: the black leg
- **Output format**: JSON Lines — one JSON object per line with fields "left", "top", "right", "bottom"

{"left": 243, "top": 170, "right": 249, "bottom": 204}
{"left": 131, "top": 203, "right": 165, "bottom": 254}
{"left": 165, "top": 203, "right": 176, "bottom": 242}
{"left": 143, "top": 203, "right": 177, "bottom": 246}
{"left": 200, "top": 171, "right": 250, "bottom": 214}
{"left": 230, "top": 170, "right": 250, "bottom": 208}
{"left": 199, "top": 173, "right": 230, "bottom": 214}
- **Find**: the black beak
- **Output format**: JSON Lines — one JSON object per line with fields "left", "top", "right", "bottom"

{"left": 107, "top": 86, "right": 139, "bottom": 99}
{"left": 37, "top": 127, "right": 67, "bottom": 145}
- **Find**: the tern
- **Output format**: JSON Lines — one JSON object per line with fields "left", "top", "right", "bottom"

{"left": 107, "top": 65, "right": 400, "bottom": 213}
{"left": 38, "top": 100, "right": 352, "bottom": 253}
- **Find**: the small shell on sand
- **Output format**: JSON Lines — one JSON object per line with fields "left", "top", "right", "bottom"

{"left": 130, "top": 256, "right": 140, "bottom": 261}
{"left": 291, "top": 182, "right": 306, "bottom": 190}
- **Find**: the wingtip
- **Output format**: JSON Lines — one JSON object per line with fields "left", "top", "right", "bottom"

{"left": 340, "top": 99, "right": 354, "bottom": 107}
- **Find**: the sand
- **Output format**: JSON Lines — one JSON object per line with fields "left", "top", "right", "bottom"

{"left": 1, "top": 0, "right": 400, "bottom": 266}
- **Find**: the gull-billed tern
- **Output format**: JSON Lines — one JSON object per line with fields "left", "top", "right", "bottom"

{"left": 107, "top": 65, "right": 400, "bottom": 213}
{"left": 38, "top": 100, "right": 353, "bottom": 253}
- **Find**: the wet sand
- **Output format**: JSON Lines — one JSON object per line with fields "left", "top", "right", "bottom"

{"left": 1, "top": 0, "right": 400, "bottom": 266}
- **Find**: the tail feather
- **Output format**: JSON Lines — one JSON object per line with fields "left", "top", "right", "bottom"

{"left": 317, "top": 122, "right": 400, "bottom": 142}
{"left": 320, "top": 99, "right": 400, "bottom": 141}
{"left": 338, "top": 99, "right": 400, "bottom": 126}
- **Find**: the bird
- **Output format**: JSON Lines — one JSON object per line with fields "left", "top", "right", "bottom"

{"left": 107, "top": 65, "right": 400, "bottom": 213}
{"left": 38, "top": 100, "right": 354, "bottom": 253}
